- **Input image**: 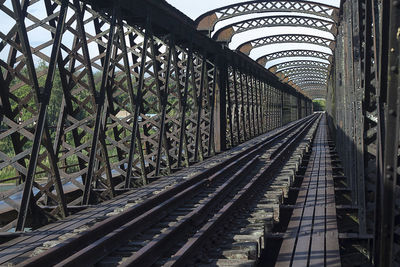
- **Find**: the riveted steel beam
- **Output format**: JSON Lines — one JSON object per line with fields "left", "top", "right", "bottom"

{"left": 196, "top": 0, "right": 339, "bottom": 32}
{"left": 269, "top": 60, "right": 330, "bottom": 72}
{"left": 278, "top": 66, "right": 329, "bottom": 76}
{"left": 214, "top": 15, "right": 337, "bottom": 43}
{"left": 237, "top": 34, "right": 335, "bottom": 55}
{"left": 295, "top": 80, "right": 328, "bottom": 86}
{"left": 288, "top": 73, "right": 328, "bottom": 81}
{"left": 256, "top": 50, "right": 333, "bottom": 66}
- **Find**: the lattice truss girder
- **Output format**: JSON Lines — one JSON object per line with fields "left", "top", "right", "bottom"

{"left": 214, "top": 15, "right": 337, "bottom": 43}
{"left": 194, "top": 1, "right": 338, "bottom": 100}
{"left": 238, "top": 34, "right": 335, "bottom": 55}
{"left": 0, "top": 0, "right": 216, "bottom": 230}
{"left": 0, "top": 0, "right": 312, "bottom": 232}
{"left": 288, "top": 73, "right": 328, "bottom": 81}
{"left": 223, "top": 67, "right": 285, "bottom": 147}
{"left": 257, "top": 49, "right": 332, "bottom": 63}
{"left": 279, "top": 66, "right": 329, "bottom": 76}
{"left": 196, "top": 0, "right": 339, "bottom": 32}
{"left": 295, "top": 79, "right": 328, "bottom": 85}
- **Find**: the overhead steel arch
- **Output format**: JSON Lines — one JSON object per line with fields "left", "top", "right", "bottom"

{"left": 285, "top": 69, "right": 329, "bottom": 76}
{"left": 294, "top": 77, "right": 328, "bottom": 83}
{"left": 270, "top": 60, "right": 330, "bottom": 72}
{"left": 256, "top": 50, "right": 332, "bottom": 66}
{"left": 295, "top": 80, "right": 328, "bottom": 86}
{"left": 288, "top": 73, "right": 328, "bottom": 81}
{"left": 237, "top": 34, "right": 335, "bottom": 55}
{"left": 300, "top": 84, "right": 328, "bottom": 90}
{"left": 278, "top": 66, "right": 329, "bottom": 76}
{"left": 280, "top": 71, "right": 329, "bottom": 80}
{"left": 291, "top": 79, "right": 328, "bottom": 87}
{"left": 271, "top": 65, "right": 329, "bottom": 81}
{"left": 293, "top": 80, "right": 328, "bottom": 86}
{"left": 214, "top": 15, "right": 337, "bottom": 43}
{"left": 196, "top": 0, "right": 339, "bottom": 32}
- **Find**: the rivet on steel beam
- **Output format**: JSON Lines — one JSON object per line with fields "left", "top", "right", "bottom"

{"left": 394, "top": 0, "right": 400, "bottom": 7}
{"left": 390, "top": 65, "right": 398, "bottom": 73}
{"left": 389, "top": 109, "right": 396, "bottom": 116}
{"left": 386, "top": 165, "right": 393, "bottom": 171}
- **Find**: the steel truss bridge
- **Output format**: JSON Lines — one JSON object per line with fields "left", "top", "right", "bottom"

{"left": 0, "top": 0, "right": 398, "bottom": 266}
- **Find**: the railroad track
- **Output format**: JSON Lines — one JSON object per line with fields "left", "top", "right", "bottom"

{"left": 19, "top": 114, "right": 320, "bottom": 267}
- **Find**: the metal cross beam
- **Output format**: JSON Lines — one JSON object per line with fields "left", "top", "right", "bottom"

{"left": 214, "top": 15, "right": 337, "bottom": 43}
{"left": 256, "top": 50, "right": 333, "bottom": 65}
{"left": 196, "top": 0, "right": 339, "bottom": 32}
{"left": 237, "top": 34, "right": 335, "bottom": 55}
{"left": 269, "top": 60, "right": 330, "bottom": 71}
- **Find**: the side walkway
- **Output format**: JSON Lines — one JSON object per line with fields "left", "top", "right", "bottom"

{"left": 275, "top": 115, "right": 341, "bottom": 266}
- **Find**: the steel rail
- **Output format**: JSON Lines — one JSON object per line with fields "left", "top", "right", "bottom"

{"left": 19, "top": 115, "right": 316, "bottom": 266}
{"left": 58, "top": 115, "right": 318, "bottom": 266}
{"left": 119, "top": 114, "right": 319, "bottom": 267}
{"left": 163, "top": 114, "right": 320, "bottom": 267}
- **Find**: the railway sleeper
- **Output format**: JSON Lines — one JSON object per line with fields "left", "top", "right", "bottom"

{"left": 193, "top": 116, "right": 320, "bottom": 266}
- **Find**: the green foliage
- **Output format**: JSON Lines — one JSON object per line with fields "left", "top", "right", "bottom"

{"left": 0, "top": 61, "right": 182, "bottom": 183}
{"left": 313, "top": 99, "right": 326, "bottom": 111}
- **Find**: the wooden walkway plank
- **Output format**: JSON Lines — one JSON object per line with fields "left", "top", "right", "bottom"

{"left": 275, "top": 150, "right": 316, "bottom": 266}
{"left": 292, "top": 129, "right": 322, "bottom": 266}
{"left": 275, "top": 115, "right": 341, "bottom": 267}
{"left": 309, "top": 142, "right": 326, "bottom": 266}
{"left": 276, "top": 123, "right": 322, "bottom": 266}
{"left": 325, "top": 152, "right": 341, "bottom": 267}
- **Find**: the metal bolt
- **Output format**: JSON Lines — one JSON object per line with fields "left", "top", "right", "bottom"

{"left": 394, "top": 0, "right": 400, "bottom": 7}
{"left": 389, "top": 109, "right": 396, "bottom": 116}
{"left": 386, "top": 165, "right": 393, "bottom": 171}
{"left": 386, "top": 174, "right": 392, "bottom": 179}
{"left": 391, "top": 66, "right": 398, "bottom": 73}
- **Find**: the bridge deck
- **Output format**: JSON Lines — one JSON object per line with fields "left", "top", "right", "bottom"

{"left": 276, "top": 116, "right": 341, "bottom": 266}
{"left": 0, "top": 121, "right": 298, "bottom": 265}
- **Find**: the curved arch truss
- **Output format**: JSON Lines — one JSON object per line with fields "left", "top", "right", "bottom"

{"left": 288, "top": 73, "right": 328, "bottom": 81}
{"left": 195, "top": 0, "right": 338, "bottom": 100}
{"left": 279, "top": 66, "right": 329, "bottom": 76}
{"left": 295, "top": 80, "right": 328, "bottom": 86}
{"left": 196, "top": 0, "right": 339, "bottom": 32}
{"left": 215, "top": 15, "right": 336, "bottom": 43}
{"left": 238, "top": 34, "right": 335, "bottom": 55}
{"left": 271, "top": 60, "right": 330, "bottom": 72}
{"left": 257, "top": 50, "right": 332, "bottom": 65}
